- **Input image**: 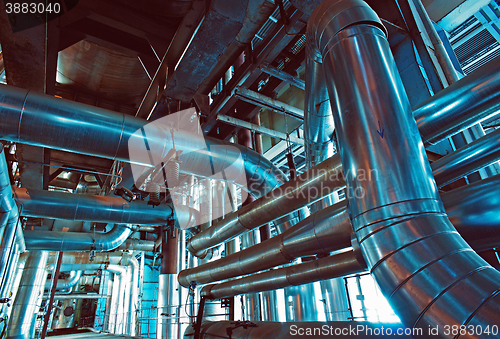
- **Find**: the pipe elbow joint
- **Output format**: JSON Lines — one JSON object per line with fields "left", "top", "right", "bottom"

{"left": 307, "top": 0, "right": 386, "bottom": 60}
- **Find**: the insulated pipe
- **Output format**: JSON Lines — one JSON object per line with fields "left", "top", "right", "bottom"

{"left": 180, "top": 173, "right": 500, "bottom": 288}
{"left": 24, "top": 224, "right": 133, "bottom": 251}
{"left": 178, "top": 200, "right": 349, "bottom": 287}
{"left": 188, "top": 117, "right": 500, "bottom": 257}
{"left": 200, "top": 249, "right": 365, "bottom": 299}
{"left": 431, "top": 127, "right": 500, "bottom": 187}
{"left": 0, "top": 148, "right": 22, "bottom": 298}
{"left": 12, "top": 187, "right": 199, "bottom": 227}
{"left": 414, "top": 57, "right": 500, "bottom": 146}
{"left": 7, "top": 251, "right": 49, "bottom": 339}
{"left": 46, "top": 251, "right": 140, "bottom": 336}
{"left": 309, "top": 0, "right": 500, "bottom": 335}
{"left": 0, "top": 84, "right": 285, "bottom": 199}
{"left": 44, "top": 270, "right": 82, "bottom": 291}
{"left": 304, "top": 46, "right": 335, "bottom": 167}
{"left": 187, "top": 154, "right": 344, "bottom": 257}
{"left": 117, "top": 238, "right": 156, "bottom": 252}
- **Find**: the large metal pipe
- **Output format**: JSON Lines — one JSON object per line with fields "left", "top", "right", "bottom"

{"left": 44, "top": 270, "right": 82, "bottom": 291}
{"left": 13, "top": 187, "right": 198, "bottom": 227}
{"left": 200, "top": 249, "right": 365, "bottom": 299}
{"left": 180, "top": 173, "right": 500, "bottom": 288}
{"left": 179, "top": 200, "right": 349, "bottom": 287}
{"left": 414, "top": 57, "right": 500, "bottom": 146}
{"left": 0, "top": 148, "right": 22, "bottom": 301}
{"left": 188, "top": 114, "right": 500, "bottom": 258}
{"left": 7, "top": 251, "right": 49, "bottom": 339}
{"left": 25, "top": 224, "right": 133, "bottom": 252}
{"left": 304, "top": 46, "right": 335, "bottom": 168}
{"left": 431, "top": 127, "right": 500, "bottom": 187}
{"left": 187, "top": 154, "right": 344, "bottom": 257}
{"left": 309, "top": 0, "right": 500, "bottom": 335}
{"left": 0, "top": 84, "right": 285, "bottom": 199}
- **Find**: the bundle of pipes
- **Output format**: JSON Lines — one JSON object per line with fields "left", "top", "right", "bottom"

{"left": 304, "top": 0, "right": 499, "bottom": 334}
{"left": 179, "top": 174, "right": 500, "bottom": 296}
{"left": 187, "top": 113, "right": 500, "bottom": 258}
{"left": 0, "top": 85, "right": 286, "bottom": 199}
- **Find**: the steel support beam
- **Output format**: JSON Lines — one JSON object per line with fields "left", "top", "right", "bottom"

{"left": 217, "top": 115, "right": 304, "bottom": 145}
{"left": 259, "top": 63, "right": 305, "bottom": 90}
{"left": 234, "top": 86, "right": 303, "bottom": 120}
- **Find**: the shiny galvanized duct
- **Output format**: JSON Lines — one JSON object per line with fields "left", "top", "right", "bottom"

{"left": 187, "top": 116, "right": 500, "bottom": 257}
{"left": 415, "top": 57, "right": 500, "bottom": 146}
{"left": 13, "top": 187, "right": 198, "bottom": 227}
{"left": 7, "top": 251, "right": 49, "bottom": 339}
{"left": 200, "top": 249, "right": 365, "bottom": 299}
{"left": 304, "top": 46, "right": 335, "bottom": 167}
{"left": 307, "top": 0, "right": 500, "bottom": 335}
{"left": 179, "top": 172, "right": 500, "bottom": 288}
{"left": 0, "top": 84, "right": 285, "bottom": 199}
{"left": 0, "top": 148, "right": 23, "bottom": 301}
{"left": 431, "top": 127, "right": 500, "bottom": 187}
{"left": 24, "top": 224, "right": 133, "bottom": 251}
{"left": 187, "top": 154, "right": 344, "bottom": 257}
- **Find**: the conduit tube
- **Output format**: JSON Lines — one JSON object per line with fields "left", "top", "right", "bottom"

{"left": 187, "top": 154, "right": 344, "bottom": 257}
{"left": 304, "top": 46, "right": 335, "bottom": 167}
{"left": 13, "top": 187, "right": 199, "bottom": 227}
{"left": 25, "top": 224, "right": 134, "bottom": 251}
{"left": 200, "top": 249, "right": 365, "bottom": 299}
{"left": 179, "top": 173, "right": 500, "bottom": 287}
{"left": 415, "top": 57, "right": 500, "bottom": 146}
{"left": 309, "top": 0, "right": 500, "bottom": 334}
{"left": 179, "top": 200, "right": 350, "bottom": 287}
{"left": 0, "top": 84, "right": 285, "bottom": 199}
{"left": 188, "top": 116, "right": 500, "bottom": 257}
{"left": 431, "top": 127, "right": 500, "bottom": 187}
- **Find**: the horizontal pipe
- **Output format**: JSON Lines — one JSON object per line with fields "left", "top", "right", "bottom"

{"left": 0, "top": 84, "right": 285, "bottom": 200}
{"left": 432, "top": 127, "right": 500, "bottom": 187}
{"left": 187, "top": 154, "right": 344, "bottom": 257}
{"left": 200, "top": 250, "right": 365, "bottom": 299}
{"left": 24, "top": 224, "right": 133, "bottom": 251}
{"left": 234, "top": 86, "right": 304, "bottom": 120}
{"left": 259, "top": 63, "right": 306, "bottom": 90}
{"left": 217, "top": 114, "right": 304, "bottom": 145}
{"left": 179, "top": 200, "right": 349, "bottom": 287}
{"left": 13, "top": 187, "right": 176, "bottom": 224}
{"left": 117, "top": 238, "right": 156, "bottom": 251}
{"left": 415, "top": 57, "right": 500, "bottom": 145}
{"left": 180, "top": 174, "right": 500, "bottom": 288}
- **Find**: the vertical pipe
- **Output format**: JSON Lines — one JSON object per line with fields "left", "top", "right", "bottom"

{"left": 7, "top": 251, "right": 49, "bottom": 339}
{"left": 40, "top": 252, "right": 63, "bottom": 339}
{"left": 308, "top": 0, "right": 500, "bottom": 334}
{"left": 158, "top": 227, "right": 179, "bottom": 339}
